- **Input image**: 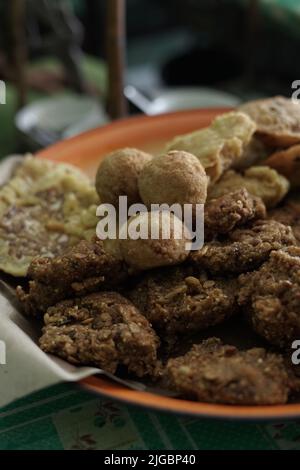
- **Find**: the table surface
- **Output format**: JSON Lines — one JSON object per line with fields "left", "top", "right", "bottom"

{"left": 1, "top": 383, "right": 300, "bottom": 450}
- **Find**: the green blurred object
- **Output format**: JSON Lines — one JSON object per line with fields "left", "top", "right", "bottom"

{"left": 0, "top": 55, "right": 107, "bottom": 159}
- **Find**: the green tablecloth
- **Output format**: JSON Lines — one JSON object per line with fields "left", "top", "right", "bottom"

{"left": 1, "top": 383, "right": 300, "bottom": 450}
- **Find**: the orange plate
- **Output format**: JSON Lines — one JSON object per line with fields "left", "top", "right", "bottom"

{"left": 37, "top": 108, "right": 300, "bottom": 420}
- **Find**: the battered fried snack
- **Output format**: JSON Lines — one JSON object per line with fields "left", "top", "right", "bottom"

{"left": 190, "top": 220, "right": 296, "bottom": 275}
{"left": 265, "top": 144, "right": 300, "bottom": 189}
{"left": 238, "top": 247, "right": 300, "bottom": 348}
{"left": 166, "top": 112, "right": 256, "bottom": 183}
{"left": 164, "top": 338, "right": 294, "bottom": 405}
{"left": 95, "top": 148, "right": 153, "bottom": 207}
{"left": 16, "top": 237, "right": 129, "bottom": 317}
{"left": 239, "top": 96, "right": 300, "bottom": 147}
{"left": 40, "top": 292, "right": 159, "bottom": 376}
{"left": 268, "top": 195, "right": 300, "bottom": 243}
{"left": 129, "top": 267, "right": 238, "bottom": 343}
{"left": 0, "top": 156, "right": 99, "bottom": 276}
{"left": 138, "top": 151, "right": 208, "bottom": 207}
{"left": 233, "top": 136, "right": 270, "bottom": 170}
{"left": 204, "top": 189, "right": 266, "bottom": 240}
{"left": 208, "top": 166, "right": 290, "bottom": 208}
{"left": 119, "top": 211, "right": 190, "bottom": 270}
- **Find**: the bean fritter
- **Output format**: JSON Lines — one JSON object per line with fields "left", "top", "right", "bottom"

{"left": 129, "top": 267, "right": 238, "bottom": 344}
{"left": 40, "top": 292, "right": 159, "bottom": 376}
{"left": 238, "top": 247, "right": 300, "bottom": 348}
{"left": 164, "top": 338, "right": 296, "bottom": 405}
{"left": 190, "top": 220, "right": 296, "bottom": 275}
{"left": 204, "top": 189, "right": 266, "bottom": 240}
{"left": 17, "top": 237, "right": 129, "bottom": 317}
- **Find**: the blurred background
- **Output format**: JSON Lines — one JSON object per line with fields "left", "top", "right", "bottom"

{"left": 0, "top": 0, "right": 299, "bottom": 158}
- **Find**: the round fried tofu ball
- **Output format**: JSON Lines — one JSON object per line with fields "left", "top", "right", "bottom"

{"left": 119, "top": 211, "right": 191, "bottom": 270}
{"left": 138, "top": 150, "right": 208, "bottom": 207}
{"left": 96, "top": 148, "right": 153, "bottom": 207}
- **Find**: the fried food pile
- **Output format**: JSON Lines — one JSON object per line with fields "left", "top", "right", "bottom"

{"left": 9, "top": 96, "right": 300, "bottom": 406}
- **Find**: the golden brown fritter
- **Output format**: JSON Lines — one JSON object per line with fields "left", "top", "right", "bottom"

{"left": 129, "top": 267, "right": 238, "bottom": 344}
{"left": 239, "top": 96, "right": 300, "bottom": 147}
{"left": 208, "top": 166, "right": 290, "bottom": 209}
{"left": 190, "top": 219, "right": 296, "bottom": 275}
{"left": 166, "top": 112, "right": 256, "bottom": 183}
{"left": 16, "top": 237, "right": 129, "bottom": 317}
{"left": 268, "top": 195, "right": 300, "bottom": 244}
{"left": 40, "top": 292, "right": 159, "bottom": 377}
{"left": 238, "top": 247, "right": 300, "bottom": 348}
{"left": 204, "top": 189, "right": 266, "bottom": 240}
{"left": 164, "top": 338, "right": 294, "bottom": 405}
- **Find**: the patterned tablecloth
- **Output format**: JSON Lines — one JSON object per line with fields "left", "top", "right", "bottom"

{"left": 1, "top": 383, "right": 300, "bottom": 450}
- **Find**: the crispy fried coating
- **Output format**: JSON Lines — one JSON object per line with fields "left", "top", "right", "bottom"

{"left": 0, "top": 156, "right": 99, "bottom": 277}
{"left": 39, "top": 292, "right": 159, "bottom": 376}
{"left": 166, "top": 112, "right": 256, "bottom": 183}
{"left": 164, "top": 338, "right": 294, "bottom": 405}
{"left": 16, "top": 237, "right": 129, "bottom": 317}
{"left": 268, "top": 195, "right": 300, "bottom": 244}
{"left": 190, "top": 220, "right": 296, "bottom": 275}
{"left": 238, "top": 247, "right": 300, "bottom": 348}
{"left": 208, "top": 166, "right": 290, "bottom": 208}
{"left": 129, "top": 267, "right": 238, "bottom": 343}
{"left": 239, "top": 96, "right": 300, "bottom": 147}
{"left": 204, "top": 189, "right": 266, "bottom": 240}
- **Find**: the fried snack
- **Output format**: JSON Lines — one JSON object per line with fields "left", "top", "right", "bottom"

{"left": 166, "top": 112, "right": 256, "bottom": 183}
{"left": 238, "top": 247, "right": 300, "bottom": 348}
{"left": 233, "top": 136, "right": 270, "bottom": 170}
{"left": 138, "top": 151, "right": 208, "bottom": 207}
{"left": 129, "top": 267, "right": 238, "bottom": 343}
{"left": 16, "top": 237, "right": 129, "bottom": 317}
{"left": 119, "top": 211, "right": 190, "bottom": 270}
{"left": 265, "top": 145, "right": 300, "bottom": 188}
{"left": 239, "top": 96, "right": 300, "bottom": 147}
{"left": 0, "top": 156, "right": 99, "bottom": 276}
{"left": 269, "top": 195, "right": 300, "bottom": 243}
{"left": 40, "top": 292, "right": 159, "bottom": 376}
{"left": 208, "top": 166, "right": 290, "bottom": 208}
{"left": 204, "top": 189, "right": 266, "bottom": 240}
{"left": 95, "top": 148, "right": 153, "bottom": 207}
{"left": 190, "top": 220, "right": 296, "bottom": 275}
{"left": 164, "top": 338, "right": 294, "bottom": 405}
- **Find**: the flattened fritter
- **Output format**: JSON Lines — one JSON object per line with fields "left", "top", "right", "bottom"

{"left": 0, "top": 156, "right": 99, "bottom": 276}
{"left": 40, "top": 292, "right": 159, "bottom": 376}
{"left": 204, "top": 189, "right": 266, "bottom": 240}
{"left": 129, "top": 267, "right": 238, "bottom": 343}
{"left": 208, "top": 166, "right": 290, "bottom": 209}
{"left": 17, "top": 237, "right": 129, "bottom": 317}
{"left": 190, "top": 219, "right": 296, "bottom": 275}
{"left": 164, "top": 338, "right": 295, "bottom": 405}
{"left": 238, "top": 247, "right": 300, "bottom": 348}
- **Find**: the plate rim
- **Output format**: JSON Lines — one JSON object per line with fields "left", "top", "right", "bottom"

{"left": 37, "top": 108, "right": 300, "bottom": 420}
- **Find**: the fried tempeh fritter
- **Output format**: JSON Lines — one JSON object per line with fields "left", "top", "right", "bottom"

{"left": 190, "top": 219, "right": 296, "bottom": 275}
{"left": 129, "top": 267, "right": 238, "bottom": 344}
{"left": 17, "top": 237, "right": 129, "bottom": 317}
{"left": 40, "top": 292, "right": 159, "bottom": 377}
{"left": 204, "top": 189, "right": 266, "bottom": 240}
{"left": 238, "top": 247, "right": 300, "bottom": 348}
{"left": 164, "top": 338, "right": 296, "bottom": 405}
